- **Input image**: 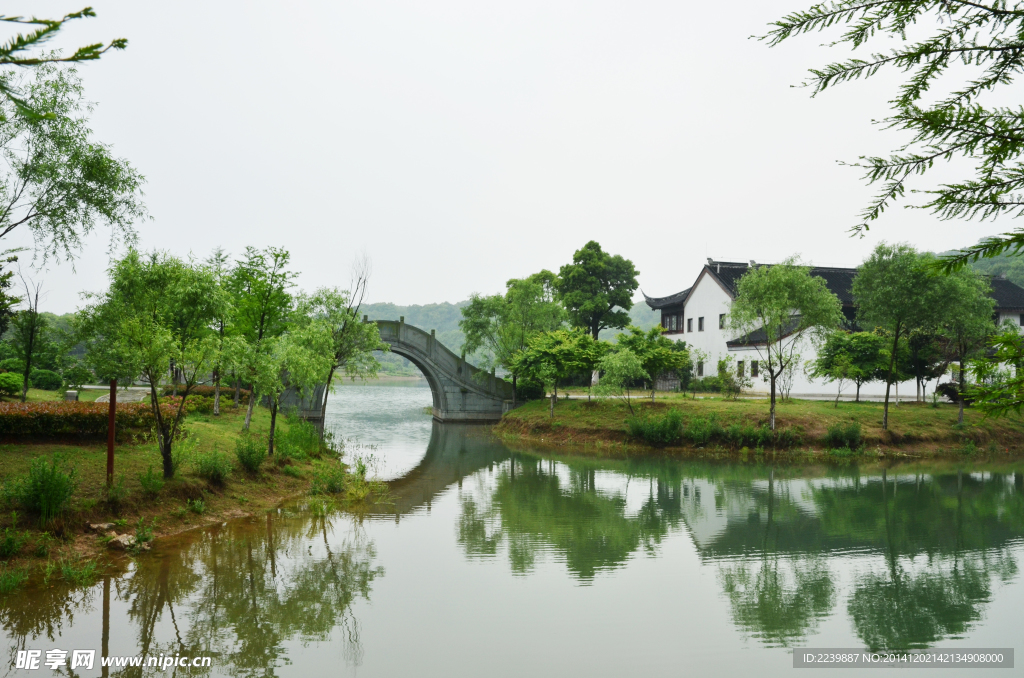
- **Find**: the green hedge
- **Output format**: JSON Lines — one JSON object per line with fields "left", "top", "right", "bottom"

{"left": 160, "top": 384, "right": 250, "bottom": 404}
{"left": 0, "top": 402, "right": 174, "bottom": 441}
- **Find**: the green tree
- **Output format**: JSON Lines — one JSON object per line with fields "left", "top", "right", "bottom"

{"left": 728, "top": 258, "right": 843, "bottom": 429}
{"left": 936, "top": 270, "right": 996, "bottom": 423}
{"left": 907, "top": 329, "right": 947, "bottom": 402}
{"left": 555, "top": 241, "right": 639, "bottom": 340}
{"left": 764, "top": 2, "right": 1024, "bottom": 266}
{"left": 82, "top": 250, "right": 223, "bottom": 478}
{"left": 854, "top": 244, "right": 941, "bottom": 429}
{"left": 508, "top": 328, "right": 602, "bottom": 417}
{"left": 615, "top": 325, "right": 691, "bottom": 400}
{"left": 293, "top": 279, "right": 389, "bottom": 434}
{"left": 227, "top": 247, "right": 296, "bottom": 430}
{"left": 460, "top": 270, "right": 565, "bottom": 397}
{"left": 811, "top": 331, "right": 886, "bottom": 403}
{"left": 9, "top": 275, "right": 46, "bottom": 401}
{"left": 205, "top": 247, "right": 233, "bottom": 415}
{"left": 594, "top": 349, "right": 649, "bottom": 415}
{"left": 0, "top": 65, "right": 146, "bottom": 261}
{"left": 0, "top": 9, "right": 127, "bottom": 118}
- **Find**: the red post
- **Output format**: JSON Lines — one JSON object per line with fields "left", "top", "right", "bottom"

{"left": 107, "top": 378, "right": 116, "bottom": 487}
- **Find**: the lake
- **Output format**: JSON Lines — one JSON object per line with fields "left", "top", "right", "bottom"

{"left": 2, "top": 380, "right": 1022, "bottom": 676}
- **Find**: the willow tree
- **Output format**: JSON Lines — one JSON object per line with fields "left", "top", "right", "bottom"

{"left": 728, "top": 258, "right": 843, "bottom": 430}
{"left": 764, "top": 1, "right": 1024, "bottom": 268}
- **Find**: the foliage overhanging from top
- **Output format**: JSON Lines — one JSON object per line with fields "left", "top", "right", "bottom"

{"left": 763, "top": 1, "right": 1024, "bottom": 267}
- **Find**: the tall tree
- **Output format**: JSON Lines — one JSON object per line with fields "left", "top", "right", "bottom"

{"left": 555, "top": 241, "right": 639, "bottom": 340}
{"left": 82, "top": 251, "right": 222, "bottom": 478}
{"left": 292, "top": 265, "right": 388, "bottom": 433}
{"left": 0, "top": 65, "right": 145, "bottom": 261}
{"left": 10, "top": 273, "right": 45, "bottom": 401}
{"left": 227, "top": 247, "right": 296, "bottom": 429}
{"left": 764, "top": 2, "right": 1024, "bottom": 267}
{"left": 460, "top": 269, "right": 565, "bottom": 397}
{"left": 205, "top": 247, "right": 233, "bottom": 416}
{"left": 728, "top": 258, "right": 843, "bottom": 429}
{"left": 936, "top": 269, "right": 996, "bottom": 424}
{"left": 853, "top": 243, "right": 940, "bottom": 430}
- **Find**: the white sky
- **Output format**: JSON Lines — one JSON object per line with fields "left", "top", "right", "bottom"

{"left": 6, "top": 1, "right": 1000, "bottom": 314}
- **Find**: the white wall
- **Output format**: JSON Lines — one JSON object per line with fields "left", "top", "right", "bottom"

{"left": 664, "top": 267, "right": 933, "bottom": 400}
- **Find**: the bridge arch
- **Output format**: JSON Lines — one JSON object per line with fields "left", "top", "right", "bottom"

{"left": 371, "top": 319, "right": 516, "bottom": 422}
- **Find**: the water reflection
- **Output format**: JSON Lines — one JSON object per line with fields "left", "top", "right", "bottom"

{"left": 0, "top": 417, "right": 1022, "bottom": 676}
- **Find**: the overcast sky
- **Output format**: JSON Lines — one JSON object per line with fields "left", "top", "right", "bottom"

{"left": 6, "top": 1, "right": 997, "bottom": 314}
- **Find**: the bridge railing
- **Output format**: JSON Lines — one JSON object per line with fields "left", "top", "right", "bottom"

{"left": 372, "top": 319, "right": 514, "bottom": 399}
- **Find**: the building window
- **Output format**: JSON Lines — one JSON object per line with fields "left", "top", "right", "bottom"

{"left": 1019, "top": 313, "right": 1024, "bottom": 326}
{"left": 698, "top": 317, "right": 705, "bottom": 332}
{"left": 751, "top": 361, "right": 758, "bottom": 378}
{"left": 687, "top": 318, "right": 693, "bottom": 332}
{"left": 719, "top": 314, "right": 725, "bottom": 329}
{"left": 737, "top": 361, "right": 744, "bottom": 377}
{"left": 661, "top": 313, "right": 668, "bottom": 329}
{"left": 671, "top": 315, "right": 679, "bottom": 331}
{"left": 697, "top": 361, "right": 704, "bottom": 377}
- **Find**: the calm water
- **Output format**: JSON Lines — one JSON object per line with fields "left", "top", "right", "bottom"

{"left": 2, "top": 381, "right": 1023, "bottom": 677}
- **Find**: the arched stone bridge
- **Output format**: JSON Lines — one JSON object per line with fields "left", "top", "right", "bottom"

{"left": 371, "top": 318, "right": 516, "bottom": 422}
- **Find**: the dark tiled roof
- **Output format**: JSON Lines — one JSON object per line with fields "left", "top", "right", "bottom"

{"left": 643, "top": 287, "right": 690, "bottom": 309}
{"left": 988, "top": 277, "right": 1024, "bottom": 309}
{"left": 646, "top": 260, "right": 1024, "bottom": 317}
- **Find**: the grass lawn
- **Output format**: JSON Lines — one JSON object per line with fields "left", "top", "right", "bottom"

{"left": 498, "top": 394, "right": 1024, "bottom": 458}
{"left": 0, "top": 404, "right": 363, "bottom": 580}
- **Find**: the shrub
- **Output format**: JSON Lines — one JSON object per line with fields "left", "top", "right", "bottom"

{"left": 187, "top": 498, "right": 206, "bottom": 514}
{"left": 0, "top": 373, "right": 20, "bottom": 398}
{"left": 139, "top": 467, "right": 164, "bottom": 496}
{"left": 824, "top": 422, "right": 862, "bottom": 450}
{"left": 195, "top": 448, "right": 232, "bottom": 485}
{"left": 29, "top": 369, "right": 61, "bottom": 391}
{"left": 686, "top": 415, "right": 725, "bottom": 446}
{"left": 103, "top": 475, "right": 131, "bottom": 510}
{"left": 135, "top": 518, "right": 155, "bottom": 544}
{"left": 626, "top": 409, "right": 684, "bottom": 445}
{"left": 0, "top": 401, "right": 175, "bottom": 441}
{"left": 158, "top": 394, "right": 215, "bottom": 415}
{"left": 235, "top": 433, "right": 267, "bottom": 473}
{"left": 0, "top": 358, "right": 24, "bottom": 374}
{"left": 276, "top": 416, "right": 325, "bottom": 461}
{"left": 827, "top": 446, "right": 861, "bottom": 458}
{"left": 282, "top": 465, "right": 302, "bottom": 478}
{"left": 50, "top": 557, "right": 98, "bottom": 586}
{"left": 310, "top": 465, "right": 347, "bottom": 495}
{"left": 63, "top": 364, "right": 94, "bottom": 389}
{"left": 515, "top": 378, "right": 546, "bottom": 402}
{"left": 0, "top": 526, "right": 27, "bottom": 559}
{"left": 5, "top": 455, "right": 77, "bottom": 523}
{"left": 0, "top": 565, "right": 27, "bottom": 594}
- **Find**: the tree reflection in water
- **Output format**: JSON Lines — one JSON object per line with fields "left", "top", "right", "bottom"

{"left": 457, "top": 456, "right": 683, "bottom": 581}
{"left": 846, "top": 470, "right": 1019, "bottom": 650}
{"left": 0, "top": 506, "right": 383, "bottom": 674}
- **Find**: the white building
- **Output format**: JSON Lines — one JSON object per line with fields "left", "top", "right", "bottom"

{"left": 644, "top": 259, "right": 1024, "bottom": 399}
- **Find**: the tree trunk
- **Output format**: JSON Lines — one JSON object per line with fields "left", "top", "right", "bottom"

{"left": 268, "top": 400, "right": 278, "bottom": 456}
{"left": 244, "top": 392, "right": 256, "bottom": 430}
{"left": 234, "top": 377, "right": 240, "bottom": 407}
{"left": 213, "top": 370, "right": 221, "bottom": 416}
{"left": 319, "top": 365, "right": 337, "bottom": 439}
{"left": 856, "top": 382, "right": 861, "bottom": 403}
{"left": 958, "top": 356, "right": 966, "bottom": 425}
{"left": 549, "top": 391, "right": 555, "bottom": 418}
{"left": 512, "top": 373, "right": 517, "bottom": 406}
{"left": 882, "top": 332, "right": 899, "bottom": 431}
{"left": 769, "top": 372, "right": 777, "bottom": 430}
{"left": 591, "top": 369, "right": 600, "bottom": 387}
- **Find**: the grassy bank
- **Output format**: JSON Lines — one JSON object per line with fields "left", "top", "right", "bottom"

{"left": 496, "top": 395, "right": 1024, "bottom": 460}
{"left": 0, "top": 404, "right": 378, "bottom": 593}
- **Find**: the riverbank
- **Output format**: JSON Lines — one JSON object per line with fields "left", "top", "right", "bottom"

{"left": 496, "top": 396, "right": 1024, "bottom": 461}
{"left": 0, "top": 405, "right": 377, "bottom": 591}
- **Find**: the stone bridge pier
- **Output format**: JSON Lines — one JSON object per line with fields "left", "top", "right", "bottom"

{"left": 372, "top": 318, "right": 516, "bottom": 422}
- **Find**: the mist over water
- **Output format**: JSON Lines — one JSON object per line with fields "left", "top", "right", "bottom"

{"left": 1, "top": 381, "right": 1022, "bottom": 677}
